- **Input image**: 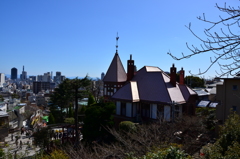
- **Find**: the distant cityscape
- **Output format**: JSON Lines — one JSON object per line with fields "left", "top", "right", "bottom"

{"left": 0, "top": 66, "right": 100, "bottom": 87}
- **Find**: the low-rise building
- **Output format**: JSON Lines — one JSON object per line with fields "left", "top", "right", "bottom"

{"left": 103, "top": 52, "right": 198, "bottom": 124}
{"left": 216, "top": 77, "right": 240, "bottom": 122}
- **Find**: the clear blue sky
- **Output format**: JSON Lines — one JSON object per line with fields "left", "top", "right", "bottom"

{"left": 0, "top": 0, "right": 238, "bottom": 79}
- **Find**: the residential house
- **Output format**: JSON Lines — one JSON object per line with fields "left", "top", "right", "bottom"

{"left": 103, "top": 52, "right": 198, "bottom": 124}
{"left": 0, "top": 101, "right": 7, "bottom": 112}
{"left": 0, "top": 111, "right": 9, "bottom": 142}
{"left": 216, "top": 77, "right": 240, "bottom": 122}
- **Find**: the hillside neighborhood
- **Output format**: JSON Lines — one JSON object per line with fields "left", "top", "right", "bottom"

{"left": 0, "top": 45, "right": 237, "bottom": 158}
{"left": 0, "top": 1, "right": 240, "bottom": 158}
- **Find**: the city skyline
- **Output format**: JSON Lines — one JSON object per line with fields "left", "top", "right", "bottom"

{"left": 1, "top": 0, "right": 238, "bottom": 79}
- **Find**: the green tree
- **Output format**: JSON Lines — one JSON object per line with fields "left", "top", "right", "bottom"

{"left": 196, "top": 107, "right": 217, "bottom": 130}
{"left": 185, "top": 76, "right": 205, "bottom": 88}
{"left": 89, "top": 78, "right": 103, "bottom": 102}
{"left": 70, "top": 77, "right": 91, "bottom": 147}
{"left": 50, "top": 78, "right": 73, "bottom": 123}
{"left": 87, "top": 93, "right": 95, "bottom": 106}
{"left": 82, "top": 102, "right": 115, "bottom": 142}
{"left": 68, "top": 103, "right": 74, "bottom": 118}
{"left": 32, "top": 127, "right": 51, "bottom": 149}
{"left": 0, "top": 148, "right": 5, "bottom": 158}
{"left": 0, "top": 95, "right": 3, "bottom": 102}
{"left": 48, "top": 113, "right": 55, "bottom": 125}
{"left": 203, "top": 112, "right": 240, "bottom": 158}
{"left": 41, "top": 76, "right": 91, "bottom": 148}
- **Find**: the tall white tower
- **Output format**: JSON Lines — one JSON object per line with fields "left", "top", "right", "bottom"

{"left": 0, "top": 73, "right": 5, "bottom": 87}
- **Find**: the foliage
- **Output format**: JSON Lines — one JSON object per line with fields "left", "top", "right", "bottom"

{"left": 0, "top": 95, "right": 3, "bottom": 102}
{"left": 50, "top": 78, "right": 73, "bottom": 123}
{"left": 79, "top": 105, "right": 86, "bottom": 114}
{"left": 32, "top": 127, "right": 50, "bottom": 148}
{"left": 49, "top": 105, "right": 64, "bottom": 124}
{"left": 0, "top": 148, "right": 4, "bottom": 158}
{"left": 138, "top": 145, "right": 192, "bottom": 159}
{"left": 89, "top": 78, "right": 103, "bottom": 102}
{"left": 11, "top": 93, "right": 19, "bottom": 99}
{"left": 64, "top": 117, "right": 75, "bottom": 124}
{"left": 119, "top": 121, "right": 137, "bottom": 132}
{"left": 70, "top": 76, "right": 91, "bottom": 147}
{"left": 50, "top": 77, "right": 91, "bottom": 124}
{"left": 48, "top": 113, "right": 55, "bottom": 124}
{"left": 196, "top": 107, "right": 217, "bottom": 130}
{"left": 82, "top": 102, "right": 115, "bottom": 141}
{"left": 42, "top": 149, "right": 69, "bottom": 159}
{"left": 88, "top": 93, "right": 95, "bottom": 106}
{"left": 203, "top": 112, "right": 240, "bottom": 158}
{"left": 168, "top": 2, "right": 240, "bottom": 77}
{"left": 184, "top": 76, "right": 205, "bottom": 88}
{"left": 68, "top": 104, "right": 74, "bottom": 118}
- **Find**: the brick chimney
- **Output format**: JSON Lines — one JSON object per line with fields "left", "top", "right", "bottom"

{"left": 170, "top": 64, "right": 176, "bottom": 87}
{"left": 127, "top": 54, "right": 134, "bottom": 81}
{"left": 179, "top": 67, "right": 185, "bottom": 85}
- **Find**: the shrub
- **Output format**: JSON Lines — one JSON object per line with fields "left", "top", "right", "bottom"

{"left": 139, "top": 145, "right": 192, "bottom": 159}
{"left": 42, "top": 149, "right": 69, "bottom": 159}
{"left": 119, "top": 121, "right": 137, "bottom": 132}
{"left": 64, "top": 117, "right": 75, "bottom": 124}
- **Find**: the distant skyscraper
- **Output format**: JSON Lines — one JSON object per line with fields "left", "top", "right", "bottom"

{"left": 11, "top": 67, "right": 18, "bottom": 80}
{"left": 43, "top": 72, "right": 51, "bottom": 82}
{"left": 21, "top": 65, "right": 27, "bottom": 80}
{"left": 37, "top": 75, "right": 43, "bottom": 81}
{"left": 56, "top": 72, "right": 61, "bottom": 76}
{"left": 0, "top": 73, "right": 5, "bottom": 87}
{"left": 54, "top": 72, "right": 61, "bottom": 83}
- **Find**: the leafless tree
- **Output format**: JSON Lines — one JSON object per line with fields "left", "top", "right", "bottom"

{"left": 168, "top": 2, "right": 240, "bottom": 77}
{"left": 64, "top": 116, "right": 211, "bottom": 159}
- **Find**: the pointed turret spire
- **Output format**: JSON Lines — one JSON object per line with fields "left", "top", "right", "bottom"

{"left": 116, "top": 32, "right": 119, "bottom": 54}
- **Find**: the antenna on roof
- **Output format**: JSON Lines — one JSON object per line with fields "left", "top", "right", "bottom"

{"left": 116, "top": 32, "right": 119, "bottom": 54}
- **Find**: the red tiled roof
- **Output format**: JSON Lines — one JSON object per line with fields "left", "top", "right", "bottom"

{"left": 103, "top": 53, "right": 127, "bottom": 82}
{"left": 112, "top": 66, "right": 196, "bottom": 104}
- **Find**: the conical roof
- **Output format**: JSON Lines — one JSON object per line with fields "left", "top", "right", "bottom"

{"left": 103, "top": 53, "right": 127, "bottom": 82}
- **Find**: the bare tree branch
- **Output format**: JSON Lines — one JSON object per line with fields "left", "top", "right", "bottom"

{"left": 168, "top": 2, "right": 240, "bottom": 77}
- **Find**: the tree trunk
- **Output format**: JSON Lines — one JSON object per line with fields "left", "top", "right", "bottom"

{"left": 74, "top": 88, "right": 79, "bottom": 147}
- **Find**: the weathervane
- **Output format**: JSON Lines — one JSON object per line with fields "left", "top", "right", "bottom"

{"left": 116, "top": 32, "right": 119, "bottom": 53}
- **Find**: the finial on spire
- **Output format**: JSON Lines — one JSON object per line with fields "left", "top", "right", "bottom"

{"left": 116, "top": 32, "right": 119, "bottom": 53}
